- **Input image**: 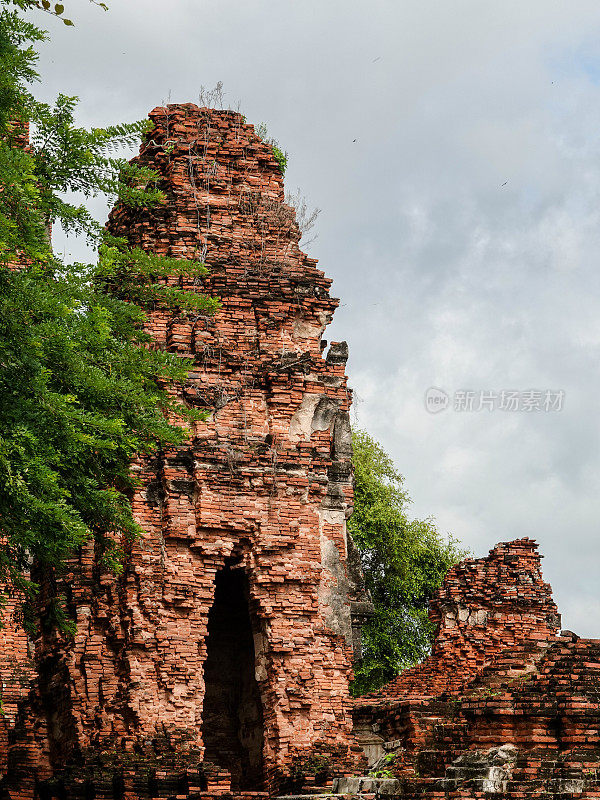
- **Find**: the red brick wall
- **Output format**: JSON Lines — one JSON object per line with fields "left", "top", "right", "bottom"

{"left": 0, "top": 583, "right": 34, "bottom": 778}
{"left": 2, "top": 105, "right": 366, "bottom": 796}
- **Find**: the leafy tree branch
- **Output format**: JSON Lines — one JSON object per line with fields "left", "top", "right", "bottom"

{"left": 349, "top": 428, "right": 466, "bottom": 694}
{"left": 0, "top": 7, "right": 218, "bottom": 632}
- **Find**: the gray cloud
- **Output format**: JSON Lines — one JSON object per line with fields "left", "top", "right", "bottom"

{"left": 37, "top": 0, "right": 600, "bottom": 635}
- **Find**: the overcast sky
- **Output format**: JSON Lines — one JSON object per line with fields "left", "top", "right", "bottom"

{"left": 36, "top": 0, "right": 600, "bottom": 636}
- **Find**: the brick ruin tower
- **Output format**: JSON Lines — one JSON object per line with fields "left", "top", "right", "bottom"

{"left": 0, "top": 105, "right": 371, "bottom": 798}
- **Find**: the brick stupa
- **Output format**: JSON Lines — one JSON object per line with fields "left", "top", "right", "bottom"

{"left": 0, "top": 105, "right": 371, "bottom": 798}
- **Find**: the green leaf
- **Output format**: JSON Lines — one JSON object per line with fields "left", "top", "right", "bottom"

{"left": 55, "top": 3, "right": 64, "bottom": 13}
{"left": 63, "top": 18, "right": 74, "bottom": 25}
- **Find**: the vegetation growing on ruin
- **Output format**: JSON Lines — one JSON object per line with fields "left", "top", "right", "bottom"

{"left": 349, "top": 428, "right": 465, "bottom": 694}
{"left": 255, "top": 122, "right": 288, "bottom": 175}
{"left": 0, "top": 6, "right": 218, "bottom": 616}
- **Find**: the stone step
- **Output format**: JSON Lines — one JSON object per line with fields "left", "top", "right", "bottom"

{"left": 277, "top": 793, "right": 398, "bottom": 800}
{"left": 277, "top": 775, "right": 404, "bottom": 799}
{"left": 332, "top": 777, "right": 402, "bottom": 795}
{"left": 277, "top": 795, "right": 368, "bottom": 800}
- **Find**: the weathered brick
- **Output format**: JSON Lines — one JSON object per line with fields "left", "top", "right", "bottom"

{"left": 356, "top": 540, "right": 600, "bottom": 799}
{"left": 1, "top": 105, "right": 368, "bottom": 798}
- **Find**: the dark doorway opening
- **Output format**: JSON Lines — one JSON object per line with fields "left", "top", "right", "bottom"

{"left": 201, "top": 563, "right": 265, "bottom": 790}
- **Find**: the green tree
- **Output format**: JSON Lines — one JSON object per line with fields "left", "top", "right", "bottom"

{"left": 0, "top": 6, "right": 218, "bottom": 627}
{"left": 349, "top": 429, "right": 465, "bottom": 695}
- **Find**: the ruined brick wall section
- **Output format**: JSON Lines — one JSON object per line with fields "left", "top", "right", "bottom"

{"left": 4, "top": 105, "right": 365, "bottom": 795}
{"left": 355, "top": 631, "right": 600, "bottom": 799}
{"left": 352, "top": 542, "right": 600, "bottom": 799}
{"left": 0, "top": 581, "right": 36, "bottom": 780}
{"left": 366, "top": 539, "right": 560, "bottom": 702}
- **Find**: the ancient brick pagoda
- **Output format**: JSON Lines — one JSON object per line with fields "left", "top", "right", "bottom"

{"left": 0, "top": 105, "right": 371, "bottom": 798}
{"left": 100, "top": 104, "right": 372, "bottom": 789}
{"left": 1, "top": 106, "right": 600, "bottom": 800}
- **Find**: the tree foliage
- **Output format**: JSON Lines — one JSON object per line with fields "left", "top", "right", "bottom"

{"left": 0, "top": 6, "right": 218, "bottom": 624}
{"left": 349, "top": 429, "right": 465, "bottom": 695}
{"left": 7, "top": 0, "right": 107, "bottom": 27}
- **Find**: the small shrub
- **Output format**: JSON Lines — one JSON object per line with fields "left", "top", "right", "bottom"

{"left": 255, "top": 122, "right": 288, "bottom": 175}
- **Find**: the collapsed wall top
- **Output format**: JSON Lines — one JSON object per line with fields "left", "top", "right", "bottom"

{"left": 361, "top": 538, "right": 561, "bottom": 703}
{"left": 351, "top": 541, "right": 600, "bottom": 799}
